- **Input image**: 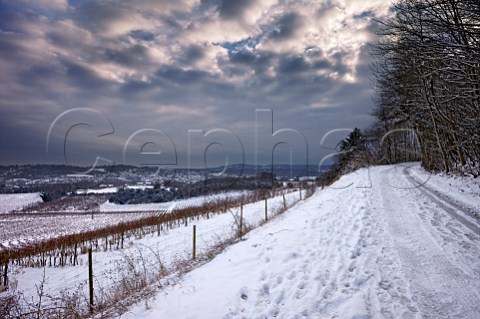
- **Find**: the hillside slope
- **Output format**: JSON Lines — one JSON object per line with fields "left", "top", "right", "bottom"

{"left": 121, "top": 163, "right": 480, "bottom": 319}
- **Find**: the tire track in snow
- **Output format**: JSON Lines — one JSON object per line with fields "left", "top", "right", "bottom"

{"left": 403, "top": 167, "right": 480, "bottom": 236}
{"left": 380, "top": 166, "right": 480, "bottom": 318}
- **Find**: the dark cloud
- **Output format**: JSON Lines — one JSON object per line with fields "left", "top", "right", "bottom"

{"left": 129, "top": 30, "right": 156, "bottom": 41}
{"left": 18, "top": 63, "right": 64, "bottom": 94}
{"left": 0, "top": 32, "right": 24, "bottom": 61}
{"left": 155, "top": 66, "right": 209, "bottom": 84}
{"left": 63, "top": 60, "right": 112, "bottom": 90}
{"left": 229, "top": 50, "right": 255, "bottom": 64}
{"left": 72, "top": 0, "right": 126, "bottom": 32}
{"left": 226, "top": 50, "right": 274, "bottom": 76}
{"left": 46, "top": 30, "right": 84, "bottom": 49}
{"left": 217, "top": 0, "right": 253, "bottom": 19}
{"left": 179, "top": 44, "right": 205, "bottom": 64}
{"left": 103, "top": 44, "right": 150, "bottom": 67}
{"left": 268, "top": 12, "right": 303, "bottom": 42}
{"left": 278, "top": 55, "right": 310, "bottom": 74}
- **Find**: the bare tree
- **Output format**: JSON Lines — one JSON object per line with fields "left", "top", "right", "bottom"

{"left": 371, "top": 0, "right": 480, "bottom": 176}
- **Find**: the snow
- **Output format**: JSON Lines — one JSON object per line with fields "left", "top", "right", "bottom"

{"left": 408, "top": 164, "right": 480, "bottom": 215}
{"left": 125, "top": 185, "right": 155, "bottom": 190}
{"left": 120, "top": 163, "right": 480, "bottom": 319}
{"left": 0, "top": 191, "right": 252, "bottom": 252}
{"left": 75, "top": 185, "right": 155, "bottom": 195}
{"left": 4, "top": 163, "right": 480, "bottom": 318}
{"left": 9, "top": 190, "right": 301, "bottom": 307}
{"left": 0, "top": 193, "right": 42, "bottom": 213}
{"left": 76, "top": 187, "right": 119, "bottom": 195}
{"left": 99, "top": 191, "right": 251, "bottom": 212}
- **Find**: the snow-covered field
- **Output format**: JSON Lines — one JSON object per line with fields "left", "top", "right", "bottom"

{"left": 120, "top": 163, "right": 480, "bottom": 319}
{"left": 99, "top": 191, "right": 250, "bottom": 212}
{"left": 76, "top": 187, "right": 119, "bottom": 195}
{"left": 0, "top": 193, "right": 42, "bottom": 214}
{"left": 0, "top": 191, "right": 251, "bottom": 252}
{"left": 8, "top": 190, "right": 302, "bottom": 308}
{"left": 0, "top": 211, "right": 158, "bottom": 251}
{"left": 76, "top": 185, "right": 156, "bottom": 195}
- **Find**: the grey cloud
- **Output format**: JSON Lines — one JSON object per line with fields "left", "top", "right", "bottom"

{"left": 226, "top": 50, "right": 274, "bottom": 75}
{"left": 0, "top": 32, "right": 24, "bottom": 61}
{"left": 278, "top": 55, "right": 310, "bottom": 74}
{"left": 129, "top": 30, "right": 156, "bottom": 41}
{"left": 226, "top": 48, "right": 332, "bottom": 78}
{"left": 229, "top": 50, "right": 255, "bottom": 64}
{"left": 72, "top": 0, "right": 126, "bottom": 32}
{"left": 102, "top": 44, "right": 150, "bottom": 67}
{"left": 63, "top": 60, "right": 112, "bottom": 90}
{"left": 46, "top": 30, "right": 85, "bottom": 49}
{"left": 268, "top": 12, "right": 303, "bottom": 42}
{"left": 217, "top": 0, "right": 253, "bottom": 19}
{"left": 18, "top": 63, "right": 65, "bottom": 94}
{"left": 119, "top": 79, "right": 154, "bottom": 95}
{"left": 179, "top": 44, "right": 205, "bottom": 64}
{"left": 155, "top": 66, "right": 209, "bottom": 84}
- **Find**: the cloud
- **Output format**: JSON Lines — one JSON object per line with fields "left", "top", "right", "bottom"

{"left": 218, "top": 0, "right": 254, "bottom": 20}
{"left": 267, "top": 12, "right": 303, "bottom": 42}
{"left": 0, "top": 0, "right": 390, "bottom": 166}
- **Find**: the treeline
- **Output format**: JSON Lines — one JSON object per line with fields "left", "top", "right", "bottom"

{"left": 323, "top": 0, "right": 479, "bottom": 182}
{"left": 370, "top": 0, "right": 479, "bottom": 175}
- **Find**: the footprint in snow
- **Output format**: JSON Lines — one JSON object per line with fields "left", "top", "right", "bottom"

{"left": 260, "top": 271, "right": 267, "bottom": 281}
{"left": 239, "top": 287, "right": 249, "bottom": 300}
{"left": 260, "top": 283, "right": 270, "bottom": 296}
{"left": 275, "top": 289, "right": 285, "bottom": 304}
{"left": 277, "top": 276, "right": 283, "bottom": 285}
{"left": 288, "top": 270, "right": 297, "bottom": 280}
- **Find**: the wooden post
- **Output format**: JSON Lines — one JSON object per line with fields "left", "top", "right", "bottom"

{"left": 283, "top": 193, "right": 286, "bottom": 211}
{"left": 264, "top": 198, "right": 268, "bottom": 221}
{"left": 73, "top": 244, "right": 78, "bottom": 266}
{"left": 299, "top": 187, "right": 302, "bottom": 200}
{"left": 192, "top": 225, "right": 197, "bottom": 260}
{"left": 239, "top": 201, "right": 243, "bottom": 239}
{"left": 2, "top": 261, "right": 7, "bottom": 289}
{"left": 88, "top": 248, "right": 94, "bottom": 313}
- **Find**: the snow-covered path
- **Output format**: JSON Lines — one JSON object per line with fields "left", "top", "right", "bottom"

{"left": 380, "top": 165, "right": 480, "bottom": 318}
{"left": 121, "top": 164, "right": 480, "bottom": 319}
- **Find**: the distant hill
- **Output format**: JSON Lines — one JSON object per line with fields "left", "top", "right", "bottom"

{"left": 0, "top": 163, "right": 330, "bottom": 180}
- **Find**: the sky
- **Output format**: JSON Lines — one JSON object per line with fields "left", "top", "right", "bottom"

{"left": 0, "top": 0, "right": 391, "bottom": 170}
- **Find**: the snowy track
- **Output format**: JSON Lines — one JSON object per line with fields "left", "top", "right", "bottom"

{"left": 404, "top": 167, "right": 480, "bottom": 235}
{"left": 380, "top": 165, "right": 480, "bottom": 318}
{"left": 122, "top": 164, "right": 480, "bottom": 319}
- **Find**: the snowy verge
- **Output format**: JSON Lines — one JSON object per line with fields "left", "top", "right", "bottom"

{"left": 408, "top": 162, "right": 480, "bottom": 213}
